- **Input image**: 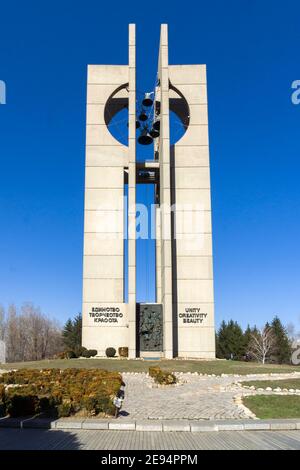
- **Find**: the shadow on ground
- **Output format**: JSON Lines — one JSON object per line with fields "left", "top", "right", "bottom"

{"left": 0, "top": 427, "right": 81, "bottom": 450}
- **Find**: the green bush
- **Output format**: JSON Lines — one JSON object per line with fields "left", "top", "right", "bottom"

{"left": 57, "top": 400, "right": 73, "bottom": 418}
{"left": 156, "top": 371, "right": 177, "bottom": 385}
{"left": 0, "top": 384, "right": 5, "bottom": 401}
{"left": 77, "top": 346, "right": 88, "bottom": 357}
{"left": 105, "top": 347, "right": 116, "bottom": 358}
{"left": 149, "top": 366, "right": 177, "bottom": 385}
{"left": 0, "top": 403, "right": 5, "bottom": 417}
{"left": 82, "top": 349, "right": 98, "bottom": 358}
{"left": 81, "top": 394, "right": 114, "bottom": 415}
{"left": 88, "top": 349, "right": 98, "bottom": 357}
{"left": 149, "top": 366, "right": 161, "bottom": 378}
{"left": 5, "top": 392, "right": 39, "bottom": 417}
{"left": 0, "top": 384, "right": 5, "bottom": 417}
{"left": 0, "top": 368, "right": 122, "bottom": 418}
{"left": 37, "top": 396, "right": 59, "bottom": 416}
{"left": 57, "top": 347, "right": 88, "bottom": 359}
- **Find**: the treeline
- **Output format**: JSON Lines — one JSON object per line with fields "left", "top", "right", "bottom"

{"left": 0, "top": 303, "right": 63, "bottom": 362}
{"left": 216, "top": 316, "right": 292, "bottom": 364}
{"left": 0, "top": 304, "right": 296, "bottom": 366}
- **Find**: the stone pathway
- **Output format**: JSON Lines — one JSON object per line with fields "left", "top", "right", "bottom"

{"left": 119, "top": 372, "right": 300, "bottom": 421}
{"left": 119, "top": 372, "right": 247, "bottom": 420}
{"left": 1, "top": 368, "right": 300, "bottom": 422}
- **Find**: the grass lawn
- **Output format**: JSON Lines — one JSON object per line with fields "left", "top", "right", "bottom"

{"left": 241, "top": 379, "right": 300, "bottom": 389}
{"left": 243, "top": 395, "right": 300, "bottom": 419}
{"left": 0, "top": 358, "right": 299, "bottom": 375}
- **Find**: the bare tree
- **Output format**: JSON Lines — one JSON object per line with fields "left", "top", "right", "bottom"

{"left": 248, "top": 326, "right": 276, "bottom": 364}
{"left": 6, "top": 304, "right": 18, "bottom": 362}
{"left": 0, "top": 305, "right": 5, "bottom": 341}
{"left": 3, "top": 303, "right": 63, "bottom": 362}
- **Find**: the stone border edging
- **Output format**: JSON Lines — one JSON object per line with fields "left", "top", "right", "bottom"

{"left": 1, "top": 417, "right": 300, "bottom": 432}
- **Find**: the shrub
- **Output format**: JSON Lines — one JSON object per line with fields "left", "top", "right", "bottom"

{"left": 57, "top": 348, "right": 88, "bottom": 359}
{"left": 149, "top": 366, "right": 177, "bottom": 385}
{"left": 81, "top": 395, "right": 98, "bottom": 415}
{"left": 156, "top": 371, "right": 177, "bottom": 385}
{"left": 77, "top": 346, "right": 88, "bottom": 357}
{"left": 0, "top": 368, "right": 122, "bottom": 418}
{"left": 81, "top": 394, "right": 114, "bottom": 415}
{"left": 88, "top": 349, "right": 97, "bottom": 357}
{"left": 0, "top": 384, "right": 5, "bottom": 417}
{"left": 64, "top": 350, "right": 77, "bottom": 359}
{"left": 5, "top": 392, "right": 39, "bottom": 417}
{"left": 0, "top": 403, "right": 5, "bottom": 417}
{"left": 57, "top": 400, "right": 73, "bottom": 418}
{"left": 0, "top": 384, "right": 5, "bottom": 401}
{"left": 149, "top": 366, "right": 161, "bottom": 378}
{"left": 105, "top": 347, "right": 116, "bottom": 358}
{"left": 118, "top": 347, "right": 129, "bottom": 358}
{"left": 82, "top": 349, "right": 98, "bottom": 358}
{"left": 37, "top": 396, "right": 59, "bottom": 416}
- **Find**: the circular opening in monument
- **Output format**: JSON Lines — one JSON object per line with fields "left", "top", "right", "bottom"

{"left": 170, "top": 110, "right": 187, "bottom": 145}
{"left": 169, "top": 83, "right": 190, "bottom": 145}
{"left": 104, "top": 84, "right": 129, "bottom": 146}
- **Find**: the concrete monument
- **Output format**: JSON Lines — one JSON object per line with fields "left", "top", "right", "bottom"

{"left": 82, "top": 24, "right": 215, "bottom": 359}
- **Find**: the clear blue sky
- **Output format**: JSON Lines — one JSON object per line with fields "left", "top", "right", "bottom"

{"left": 0, "top": 0, "right": 300, "bottom": 331}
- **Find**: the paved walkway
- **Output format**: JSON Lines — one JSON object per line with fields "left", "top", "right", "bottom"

{"left": 120, "top": 373, "right": 247, "bottom": 420}
{"left": 1, "top": 370, "right": 299, "bottom": 422}
{"left": 119, "top": 372, "right": 300, "bottom": 421}
{"left": 1, "top": 428, "right": 300, "bottom": 450}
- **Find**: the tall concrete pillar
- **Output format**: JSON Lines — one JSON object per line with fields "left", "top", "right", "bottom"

{"left": 82, "top": 31, "right": 132, "bottom": 356}
{"left": 168, "top": 65, "right": 215, "bottom": 358}
{"left": 158, "top": 25, "right": 173, "bottom": 359}
{"left": 128, "top": 24, "right": 136, "bottom": 358}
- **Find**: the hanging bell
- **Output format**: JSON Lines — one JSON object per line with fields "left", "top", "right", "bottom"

{"left": 138, "top": 128, "right": 153, "bottom": 145}
{"left": 139, "top": 112, "right": 148, "bottom": 122}
{"left": 136, "top": 120, "right": 141, "bottom": 129}
{"left": 149, "top": 128, "right": 160, "bottom": 138}
{"left": 142, "top": 92, "right": 153, "bottom": 107}
{"left": 153, "top": 119, "right": 160, "bottom": 131}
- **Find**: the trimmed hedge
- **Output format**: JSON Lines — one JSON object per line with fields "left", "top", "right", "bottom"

{"left": 82, "top": 349, "right": 98, "bottom": 358}
{"left": 105, "top": 347, "right": 116, "bottom": 358}
{"left": 57, "top": 346, "right": 90, "bottom": 359}
{"left": 0, "top": 368, "right": 121, "bottom": 418}
{"left": 149, "top": 367, "right": 177, "bottom": 385}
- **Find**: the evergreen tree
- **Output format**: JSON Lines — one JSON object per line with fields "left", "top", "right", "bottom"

{"left": 216, "top": 320, "right": 246, "bottom": 360}
{"left": 215, "top": 331, "right": 221, "bottom": 358}
{"left": 72, "top": 314, "right": 82, "bottom": 355}
{"left": 271, "top": 316, "right": 291, "bottom": 364}
{"left": 62, "top": 319, "right": 74, "bottom": 350}
{"left": 62, "top": 314, "right": 82, "bottom": 355}
{"left": 244, "top": 324, "right": 252, "bottom": 355}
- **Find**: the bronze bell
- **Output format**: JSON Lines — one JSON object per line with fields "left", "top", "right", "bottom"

{"left": 138, "top": 128, "right": 153, "bottom": 145}
{"left": 153, "top": 119, "right": 160, "bottom": 131}
{"left": 139, "top": 112, "right": 148, "bottom": 122}
{"left": 149, "top": 128, "right": 160, "bottom": 138}
{"left": 142, "top": 92, "right": 153, "bottom": 107}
